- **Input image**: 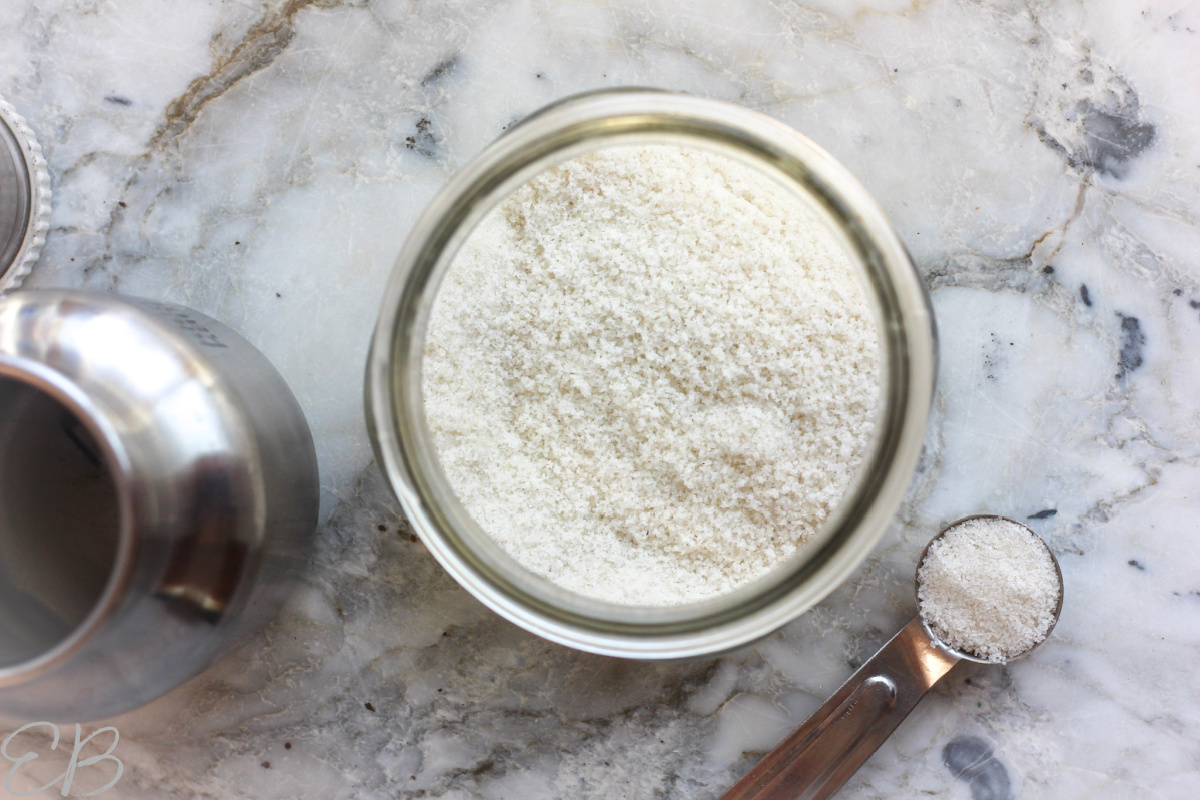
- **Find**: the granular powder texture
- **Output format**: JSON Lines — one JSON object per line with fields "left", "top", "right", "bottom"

{"left": 423, "top": 145, "right": 880, "bottom": 605}
{"left": 917, "top": 518, "right": 1061, "bottom": 662}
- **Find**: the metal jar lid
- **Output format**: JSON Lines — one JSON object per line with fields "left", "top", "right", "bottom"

{"left": 0, "top": 97, "right": 50, "bottom": 294}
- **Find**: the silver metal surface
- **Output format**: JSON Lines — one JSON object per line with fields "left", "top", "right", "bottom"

{"left": 721, "top": 619, "right": 957, "bottom": 800}
{"left": 0, "top": 99, "right": 49, "bottom": 293}
{"left": 0, "top": 108, "right": 30, "bottom": 276}
{"left": 0, "top": 290, "right": 319, "bottom": 721}
{"left": 720, "top": 515, "right": 1065, "bottom": 800}
{"left": 366, "top": 89, "right": 938, "bottom": 659}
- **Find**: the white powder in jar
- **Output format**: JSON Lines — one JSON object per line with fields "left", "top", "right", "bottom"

{"left": 917, "top": 517, "right": 1062, "bottom": 662}
{"left": 423, "top": 144, "right": 881, "bottom": 606}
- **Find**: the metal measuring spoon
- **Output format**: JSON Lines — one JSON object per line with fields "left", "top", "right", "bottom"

{"left": 721, "top": 514, "right": 1064, "bottom": 800}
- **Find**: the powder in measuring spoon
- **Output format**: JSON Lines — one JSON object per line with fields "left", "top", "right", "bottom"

{"left": 917, "top": 517, "right": 1061, "bottom": 662}
{"left": 423, "top": 144, "right": 881, "bottom": 606}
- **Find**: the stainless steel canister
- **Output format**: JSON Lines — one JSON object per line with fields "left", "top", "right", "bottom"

{"left": 0, "top": 290, "right": 319, "bottom": 720}
{"left": 0, "top": 98, "right": 50, "bottom": 293}
{"left": 367, "top": 90, "right": 937, "bottom": 659}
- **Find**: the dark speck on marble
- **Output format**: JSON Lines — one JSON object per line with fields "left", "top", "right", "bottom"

{"left": 1035, "top": 70, "right": 1157, "bottom": 180}
{"left": 943, "top": 736, "right": 1013, "bottom": 800}
{"left": 1043, "top": 265, "right": 1054, "bottom": 274}
{"left": 1079, "top": 100, "right": 1156, "bottom": 178}
{"left": 421, "top": 55, "right": 458, "bottom": 86}
{"left": 1080, "top": 284, "right": 1092, "bottom": 306}
{"left": 1116, "top": 313, "right": 1146, "bottom": 379}
{"left": 1028, "top": 508, "right": 1057, "bottom": 520}
{"left": 104, "top": 95, "right": 132, "bottom": 106}
{"left": 405, "top": 117, "right": 438, "bottom": 157}
{"left": 1129, "top": 559, "right": 1146, "bottom": 570}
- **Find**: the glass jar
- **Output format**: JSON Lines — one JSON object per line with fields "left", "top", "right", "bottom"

{"left": 366, "top": 90, "right": 936, "bottom": 659}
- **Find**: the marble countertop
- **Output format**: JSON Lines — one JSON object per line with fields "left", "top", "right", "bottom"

{"left": 4, "top": 0, "right": 1200, "bottom": 797}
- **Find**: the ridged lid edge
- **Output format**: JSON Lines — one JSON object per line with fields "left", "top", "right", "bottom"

{"left": 0, "top": 97, "right": 51, "bottom": 294}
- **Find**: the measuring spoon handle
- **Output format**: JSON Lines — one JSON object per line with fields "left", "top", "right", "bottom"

{"left": 721, "top": 618, "right": 959, "bottom": 800}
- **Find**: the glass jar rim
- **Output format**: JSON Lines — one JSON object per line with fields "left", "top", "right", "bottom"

{"left": 366, "top": 90, "right": 937, "bottom": 658}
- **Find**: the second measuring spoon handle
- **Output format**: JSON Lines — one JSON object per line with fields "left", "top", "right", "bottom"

{"left": 721, "top": 618, "right": 959, "bottom": 800}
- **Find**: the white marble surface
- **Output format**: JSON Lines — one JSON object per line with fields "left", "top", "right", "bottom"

{"left": 3, "top": 0, "right": 1200, "bottom": 797}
